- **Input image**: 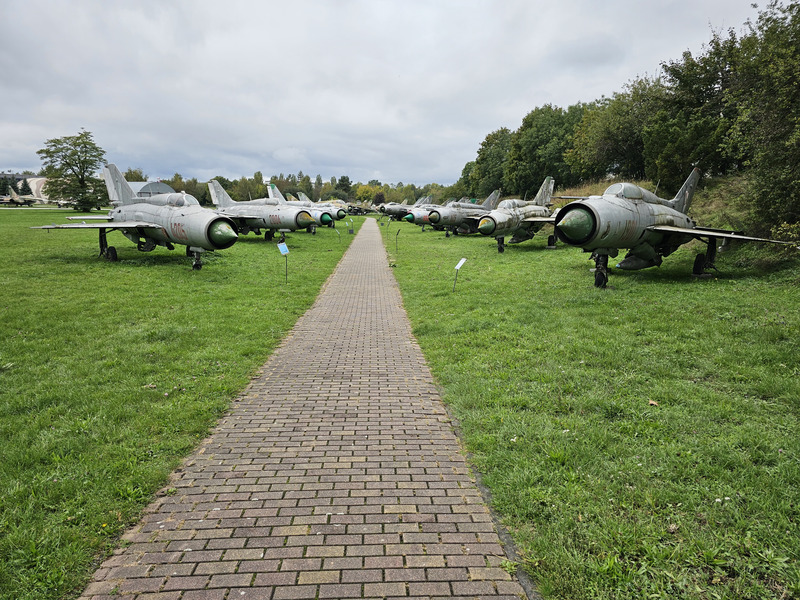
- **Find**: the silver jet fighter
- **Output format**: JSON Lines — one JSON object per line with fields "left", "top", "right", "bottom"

{"left": 32, "top": 164, "right": 238, "bottom": 269}
{"left": 297, "top": 192, "right": 348, "bottom": 221}
{"left": 379, "top": 199, "right": 412, "bottom": 220}
{"left": 554, "top": 168, "right": 797, "bottom": 287}
{"left": 402, "top": 197, "right": 442, "bottom": 227}
{"left": 267, "top": 184, "right": 336, "bottom": 229}
{"left": 477, "top": 178, "right": 556, "bottom": 252}
{"left": 208, "top": 180, "right": 316, "bottom": 241}
{"left": 427, "top": 190, "right": 502, "bottom": 237}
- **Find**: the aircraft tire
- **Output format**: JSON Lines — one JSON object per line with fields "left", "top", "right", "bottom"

{"left": 548, "top": 235, "right": 556, "bottom": 246}
{"left": 498, "top": 245, "right": 505, "bottom": 253}
{"left": 692, "top": 253, "right": 706, "bottom": 275}
{"left": 594, "top": 269, "right": 608, "bottom": 288}
{"left": 192, "top": 262, "right": 202, "bottom": 270}
{"left": 265, "top": 231, "right": 274, "bottom": 241}
{"left": 106, "top": 246, "right": 118, "bottom": 262}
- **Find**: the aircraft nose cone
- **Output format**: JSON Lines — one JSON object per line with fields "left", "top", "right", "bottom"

{"left": 478, "top": 217, "right": 496, "bottom": 235}
{"left": 208, "top": 220, "right": 238, "bottom": 248}
{"left": 336, "top": 209, "right": 347, "bottom": 219}
{"left": 403, "top": 213, "right": 415, "bottom": 222}
{"left": 297, "top": 211, "right": 316, "bottom": 229}
{"left": 320, "top": 213, "right": 333, "bottom": 225}
{"left": 428, "top": 211, "right": 440, "bottom": 224}
{"left": 557, "top": 207, "right": 593, "bottom": 242}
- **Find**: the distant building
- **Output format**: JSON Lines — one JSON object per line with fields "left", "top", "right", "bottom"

{"left": 128, "top": 181, "right": 176, "bottom": 197}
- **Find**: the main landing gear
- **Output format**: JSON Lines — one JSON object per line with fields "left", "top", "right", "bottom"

{"left": 692, "top": 237, "right": 719, "bottom": 277}
{"left": 496, "top": 236, "right": 505, "bottom": 253}
{"left": 98, "top": 228, "right": 118, "bottom": 262}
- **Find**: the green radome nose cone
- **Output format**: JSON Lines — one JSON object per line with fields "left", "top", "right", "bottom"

{"left": 403, "top": 213, "right": 415, "bottom": 222}
{"left": 209, "top": 221, "right": 238, "bottom": 246}
{"left": 428, "top": 211, "right": 440, "bottom": 224}
{"left": 336, "top": 209, "right": 347, "bottom": 219}
{"left": 478, "top": 217, "right": 495, "bottom": 235}
{"left": 320, "top": 213, "right": 333, "bottom": 225}
{"left": 297, "top": 211, "right": 316, "bottom": 228}
{"left": 558, "top": 208, "right": 593, "bottom": 240}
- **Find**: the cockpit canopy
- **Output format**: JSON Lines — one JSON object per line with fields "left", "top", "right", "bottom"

{"left": 165, "top": 193, "right": 199, "bottom": 207}
{"left": 604, "top": 182, "right": 643, "bottom": 199}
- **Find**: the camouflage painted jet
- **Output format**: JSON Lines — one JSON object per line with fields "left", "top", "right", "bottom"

{"left": 553, "top": 168, "right": 797, "bottom": 287}
{"left": 208, "top": 180, "right": 316, "bottom": 241}
{"left": 32, "top": 164, "right": 238, "bottom": 269}
{"left": 477, "top": 178, "right": 557, "bottom": 252}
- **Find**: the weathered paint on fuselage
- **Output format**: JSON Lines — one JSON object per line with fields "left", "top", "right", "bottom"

{"left": 112, "top": 196, "right": 237, "bottom": 251}
{"left": 478, "top": 200, "right": 552, "bottom": 238}
{"left": 555, "top": 194, "right": 696, "bottom": 259}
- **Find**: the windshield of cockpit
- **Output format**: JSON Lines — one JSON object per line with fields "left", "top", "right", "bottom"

{"left": 603, "top": 182, "right": 643, "bottom": 199}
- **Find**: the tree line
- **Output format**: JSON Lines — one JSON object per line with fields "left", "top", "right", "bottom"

{"left": 449, "top": 1, "right": 799, "bottom": 235}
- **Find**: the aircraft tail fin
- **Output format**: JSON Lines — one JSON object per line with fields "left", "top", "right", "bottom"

{"left": 268, "top": 183, "right": 287, "bottom": 203}
{"left": 208, "top": 179, "right": 235, "bottom": 207}
{"left": 482, "top": 189, "right": 501, "bottom": 209}
{"left": 671, "top": 167, "right": 701, "bottom": 213}
{"left": 297, "top": 191, "right": 312, "bottom": 203}
{"left": 103, "top": 163, "right": 137, "bottom": 206}
{"left": 530, "top": 177, "right": 554, "bottom": 206}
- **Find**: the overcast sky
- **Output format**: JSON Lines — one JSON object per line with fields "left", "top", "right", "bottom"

{"left": 2, "top": 0, "right": 759, "bottom": 185}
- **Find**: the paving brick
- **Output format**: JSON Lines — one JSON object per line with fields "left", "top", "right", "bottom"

{"left": 79, "top": 220, "right": 529, "bottom": 600}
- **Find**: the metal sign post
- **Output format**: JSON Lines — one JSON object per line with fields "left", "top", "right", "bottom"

{"left": 277, "top": 242, "right": 289, "bottom": 283}
{"left": 453, "top": 257, "right": 467, "bottom": 292}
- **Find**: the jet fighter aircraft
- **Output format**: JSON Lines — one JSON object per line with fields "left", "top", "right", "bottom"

{"left": 266, "top": 184, "right": 338, "bottom": 228}
{"left": 296, "top": 192, "right": 348, "bottom": 221}
{"left": 379, "top": 199, "right": 414, "bottom": 220}
{"left": 32, "top": 164, "right": 238, "bottom": 269}
{"left": 553, "top": 168, "right": 796, "bottom": 287}
{"left": 427, "top": 190, "right": 502, "bottom": 236}
{"left": 477, "top": 178, "right": 556, "bottom": 252}
{"left": 208, "top": 180, "right": 316, "bottom": 241}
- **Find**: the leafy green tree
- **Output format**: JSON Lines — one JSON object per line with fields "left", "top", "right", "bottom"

{"left": 504, "top": 104, "right": 584, "bottom": 195}
{"left": 468, "top": 128, "right": 511, "bottom": 197}
{"left": 727, "top": 1, "right": 800, "bottom": 229}
{"left": 566, "top": 82, "right": 664, "bottom": 182}
{"left": 19, "top": 179, "right": 32, "bottom": 195}
{"left": 641, "top": 32, "right": 743, "bottom": 191}
{"left": 335, "top": 175, "right": 352, "bottom": 197}
{"left": 314, "top": 174, "right": 323, "bottom": 201}
{"left": 123, "top": 167, "right": 147, "bottom": 181}
{"left": 36, "top": 129, "right": 107, "bottom": 210}
{"left": 373, "top": 191, "right": 386, "bottom": 205}
{"left": 0, "top": 178, "right": 10, "bottom": 195}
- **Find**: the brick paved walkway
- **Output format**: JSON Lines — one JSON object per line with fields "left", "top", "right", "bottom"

{"left": 82, "top": 218, "right": 528, "bottom": 600}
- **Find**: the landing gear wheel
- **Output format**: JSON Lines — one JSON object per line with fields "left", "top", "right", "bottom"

{"left": 192, "top": 262, "right": 202, "bottom": 270}
{"left": 594, "top": 269, "right": 608, "bottom": 288}
{"left": 106, "top": 246, "right": 118, "bottom": 262}
{"left": 265, "top": 231, "right": 274, "bottom": 241}
{"left": 547, "top": 235, "right": 556, "bottom": 247}
{"left": 693, "top": 253, "right": 707, "bottom": 275}
{"left": 593, "top": 254, "right": 609, "bottom": 288}
{"left": 497, "top": 237, "right": 505, "bottom": 253}
{"left": 445, "top": 230, "right": 451, "bottom": 238}
{"left": 498, "top": 244, "right": 505, "bottom": 253}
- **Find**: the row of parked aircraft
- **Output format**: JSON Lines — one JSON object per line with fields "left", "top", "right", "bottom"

{"left": 383, "top": 169, "right": 796, "bottom": 287}
{"left": 32, "top": 164, "right": 794, "bottom": 284}
{"left": 32, "top": 165, "right": 352, "bottom": 270}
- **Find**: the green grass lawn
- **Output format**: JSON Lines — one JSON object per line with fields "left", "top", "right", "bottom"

{"left": 382, "top": 217, "right": 800, "bottom": 600}
{"left": 0, "top": 209, "right": 362, "bottom": 600}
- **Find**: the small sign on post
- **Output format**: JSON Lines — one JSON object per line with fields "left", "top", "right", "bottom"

{"left": 453, "top": 258, "right": 467, "bottom": 292}
{"left": 277, "top": 242, "right": 289, "bottom": 283}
